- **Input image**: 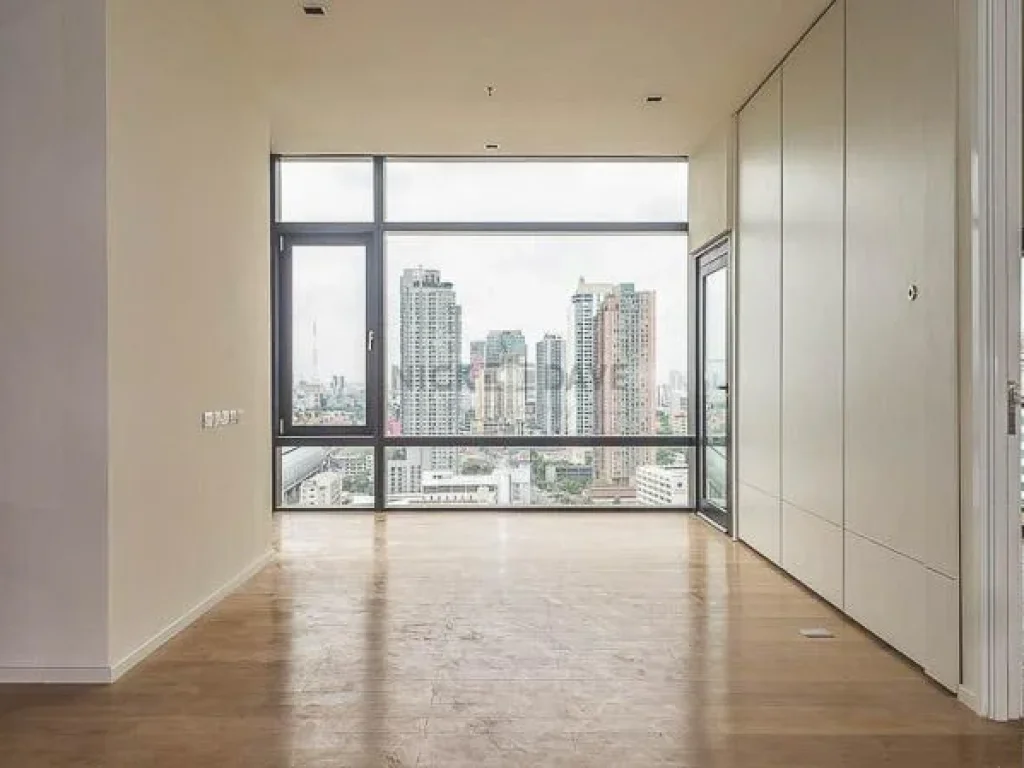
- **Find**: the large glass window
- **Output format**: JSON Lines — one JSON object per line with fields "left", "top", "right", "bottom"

{"left": 386, "top": 160, "right": 687, "bottom": 223}
{"left": 385, "top": 234, "right": 688, "bottom": 440}
{"left": 385, "top": 447, "right": 691, "bottom": 508}
{"left": 277, "top": 446, "right": 375, "bottom": 509}
{"left": 273, "top": 157, "right": 692, "bottom": 510}
{"left": 277, "top": 158, "right": 374, "bottom": 222}
{"left": 288, "top": 244, "right": 368, "bottom": 428}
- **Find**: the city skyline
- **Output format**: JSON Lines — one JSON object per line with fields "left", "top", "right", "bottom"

{"left": 280, "top": 158, "right": 692, "bottom": 508}
{"left": 291, "top": 234, "right": 688, "bottom": 388}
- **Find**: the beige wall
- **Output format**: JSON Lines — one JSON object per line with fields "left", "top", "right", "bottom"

{"left": 735, "top": 0, "right": 960, "bottom": 690}
{"left": 0, "top": 0, "right": 110, "bottom": 678}
{"left": 687, "top": 119, "right": 736, "bottom": 251}
{"left": 105, "top": 0, "right": 273, "bottom": 666}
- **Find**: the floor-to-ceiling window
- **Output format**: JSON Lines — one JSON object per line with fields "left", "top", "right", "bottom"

{"left": 272, "top": 157, "right": 694, "bottom": 510}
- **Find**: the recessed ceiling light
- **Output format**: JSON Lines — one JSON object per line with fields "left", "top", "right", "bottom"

{"left": 644, "top": 95, "right": 664, "bottom": 104}
{"left": 485, "top": 143, "right": 501, "bottom": 152}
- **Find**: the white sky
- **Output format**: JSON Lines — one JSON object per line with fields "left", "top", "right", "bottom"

{"left": 286, "top": 160, "right": 689, "bottom": 386}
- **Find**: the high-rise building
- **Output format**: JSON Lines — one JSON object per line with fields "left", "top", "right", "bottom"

{"left": 536, "top": 333, "right": 566, "bottom": 436}
{"left": 399, "top": 267, "right": 462, "bottom": 470}
{"left": 387, "top": 448, "right": 423, "bottom": 496}
{"left": 471, "top": 329, "right": 527, "bottom": 436}
{"left": 656, "top": 383, "right": 672, "bottom": 411}
{"left": 484, "top": 330, "right": 526, "bottom": 365}
{"left": 669, "top": 369, "right": 685, "bottom": 396}
{"left": 569, "top": 279, "right": 615, "bottom": 435}
{"left": 593, "top": 284, "right": 656, "bottom": 486}
{"left": 473, "top": 352, "right": 527, "bottom": 435}
{"left": 469, "top": 340, "right": 486, "bottom": 372}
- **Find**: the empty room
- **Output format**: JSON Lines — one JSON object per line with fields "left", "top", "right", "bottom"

{"left": 0, "top": 0, "right": 1022, "bottom": 765}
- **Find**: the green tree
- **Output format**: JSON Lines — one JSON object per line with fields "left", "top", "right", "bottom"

{"left": 561, "top": 479, "right": 584, "bottom": 498}
{"left": 657, "top": 411, "right": 672, "bottom": 435}
{"left": 343, "top": 475, "right": 373, "bottom": 494}
{"left": 531, "top": 453, "right": 549, "bottom": 488}
{"left": 656, "top": 448, "right": 676, "bottom": 466}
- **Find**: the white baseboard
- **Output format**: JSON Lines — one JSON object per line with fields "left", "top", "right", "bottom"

{"left": 958, "top": 686, "right": 982, "bottom": 716}
{"left": 0, "top": 551, "right": 274, "bottom": 685}
{"left": 0, "top": 666, "right": 112, "bottom": 684}
{"left": 109, "top": 549, "right": 274, "bottom": 682}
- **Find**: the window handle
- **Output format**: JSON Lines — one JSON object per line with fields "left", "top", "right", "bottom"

{"left": 367, "top": 330, "right": 375, "bottom": 352}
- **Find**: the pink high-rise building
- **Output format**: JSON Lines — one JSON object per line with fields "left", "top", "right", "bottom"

{"left": 593, "top": 284, "right": 656, "bottom": 488}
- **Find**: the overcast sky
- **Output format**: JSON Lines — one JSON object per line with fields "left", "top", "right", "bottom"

{"left": 287, "top": 160, "right": 689, "bottom": 387}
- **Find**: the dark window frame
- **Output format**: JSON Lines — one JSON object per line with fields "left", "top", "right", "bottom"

{"left": 272, "top": 155, "right": 695, "bottom": 512}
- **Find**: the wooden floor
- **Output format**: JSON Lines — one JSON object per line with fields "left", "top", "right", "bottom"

{"left": 0, "top": 513, "right": 1020, "bottom": 767}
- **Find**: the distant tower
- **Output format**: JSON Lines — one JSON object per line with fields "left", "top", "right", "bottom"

{"left": 399, "top": 267, "right": 462, "bottom": 470}
{"left": 569, "top": 278, "right": 615, "bottom": 435}
{"left": 536, "top": 334, "right": 566, "bottom": 436}
{"left": 312, "top": 317, "right": 321, "bottom": 383}
{"left": 474, "top": 330, "right": 527, "bottom": 436}
{"left": 594, "top": 284, "right": 656, "bottom": 485}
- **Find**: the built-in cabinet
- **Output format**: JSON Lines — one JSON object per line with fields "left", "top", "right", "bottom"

{"left": 737, "top": 72, "right": 782, "bottom": 564}
{"left": 736, "top": 0, "right": 959, "bottom": 690}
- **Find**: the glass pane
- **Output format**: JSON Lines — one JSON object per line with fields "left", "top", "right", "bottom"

{"left": 385, "top": 447, "right": 690, "bottom": 508}
{"left": 278, "top": 159, "right": 373, "bottom": 222}
{"left": 702, "top": 267, "right": 728, "bottom": 508}
{"left": 277, "top": 446, "right": 374, "bottom": 509}
{"left": 385, "top": 234, "right": 688, "bottom": 440}
{"left": 291, "top": 245, "right": 366, "bottom": 427}
{"left": 386, "top": 160, "right": 687, "bottom": 222}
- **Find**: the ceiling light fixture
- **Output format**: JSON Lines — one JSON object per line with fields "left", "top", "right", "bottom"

{"left": 485, "top": 143, "right": 501, "bottom": 152}
{"left": 644, "top": 95, "right": 664, "bottom": 104}
{"left": 301, "top": 1, "right": 329, "bottom": 16}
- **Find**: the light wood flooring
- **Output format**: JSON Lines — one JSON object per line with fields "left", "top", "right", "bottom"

{"left": 0, "top": 513, "right": 1020, "bottom": 766}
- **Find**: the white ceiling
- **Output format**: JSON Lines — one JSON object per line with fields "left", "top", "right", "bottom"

{"left": 241, "top": 0, "right": 831, "bottom": 155}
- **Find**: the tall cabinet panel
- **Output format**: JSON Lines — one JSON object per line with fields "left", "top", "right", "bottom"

{"left": 844, "top": 0, "right": 958, "bottom": 689}
{"left": 780, "top": 3, "right": 845, "bottom": 607}
{"left": 737, "top": 72, "right": 782, "bottom": 563}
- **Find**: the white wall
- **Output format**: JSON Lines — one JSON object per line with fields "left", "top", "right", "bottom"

{"left": 105, "top": 0, "right": 273, "bottom": 667}
{"left": 687, "top": 119, "right": 736, "bottom": 252}
{"left": 0, "top": 0, "right": 110, "bottom": 678}
{"left": 735, "top": 0, "right": 960, "bottom": 690}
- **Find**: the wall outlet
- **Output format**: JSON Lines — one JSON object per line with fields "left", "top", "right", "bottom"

{"left": 202, "top": 411, "right": 216, "bottom": 429}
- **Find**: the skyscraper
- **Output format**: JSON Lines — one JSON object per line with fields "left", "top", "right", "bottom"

{"left": 399, "top": 267, "right": 462, "bottom": 470}
{"left": 593, "top": 284, "right": 656, "bottom": 486}
{"left": 569, "top": 279, "right": 615, "bottom": 435}
{"left": 473, "top": 330, "right": 527, "bottom": 435}
{"left": 536, "top": 334, "right": 566, "bottom": 436}
{"left": 469, "top": 340, "right": 486, "bottom": 383}
{"left": 484, "top": 330, "right": 527, "bottom": 365}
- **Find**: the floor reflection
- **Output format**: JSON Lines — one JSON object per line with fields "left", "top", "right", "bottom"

{"left": 0, "top": 512, "right": 1019, "bottom": 767}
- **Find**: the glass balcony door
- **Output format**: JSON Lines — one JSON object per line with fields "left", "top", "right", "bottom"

{"left": 696, "top": 241, "right": 731, "bottom": 533}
